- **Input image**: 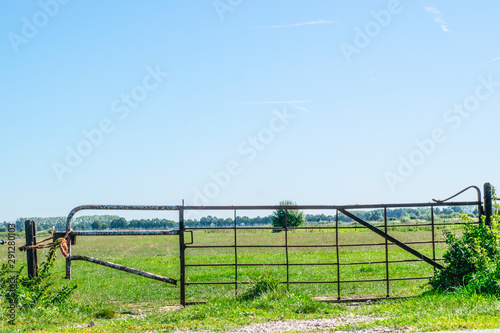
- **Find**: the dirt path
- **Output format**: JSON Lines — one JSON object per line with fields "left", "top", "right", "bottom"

{"left": 178, "top": 315, "right": 411, "bottom": 333}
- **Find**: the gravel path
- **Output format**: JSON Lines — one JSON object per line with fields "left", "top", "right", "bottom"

{"left": 178, "top": 315, "right": 411, "bottom": 333}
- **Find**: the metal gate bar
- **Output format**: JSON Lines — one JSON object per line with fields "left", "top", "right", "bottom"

{"left": 69, "top": 255, "right": 177, "bottom": 285}
{"left": 182, "top": 198, "right": 481, "bottom": 303}
{"left": 65, "top": 205, "right": 180, "bottom": 279}
{"left": 73, "top": 230, "right": 179, "bottom": 236}
{"left": 338, "top": 209, "right": 444, "bottom": 270}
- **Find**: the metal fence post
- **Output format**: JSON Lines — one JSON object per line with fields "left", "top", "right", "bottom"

{"left": 484, "top": 182, "right": 493, "bottom": 227}
{"left": 285, "top": 209, "right": 289, "bottom": 290}
{"left": 431, "top": 207, "right": 436, "bottom": 275}
{"left": 25, "top": 220, "right": 38, "bottom": 279}
{"left": 66, "top": 240, "right": 71, "bottom": 280}
{"left": 384, "top": 208, "right": 389, "bottom": 298}
{"left": 335, "top": 210, "right": 340, "bottom": 300}
{"left": 234, "top": 209, "right": 238, "bottom": 296}
{"left": 179, "top": 206, "right": 186, "bottom": 306}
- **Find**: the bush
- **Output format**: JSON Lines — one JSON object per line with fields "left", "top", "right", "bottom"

{"left": 271, "top": 200, "right": 305, "bottom": 232}
{"left": 239, "top": 272, "right": 281, "bottom": 300}
{"left": 0, "top": 242, "right": 77, "bottom": 311}
{"left": 95, "top": 306, "right": 117, "bottom": 319}
{"left": 290, "top": 295, "right": 321, "bottom": 314}
{"left": 429, "top": 213, "right": 500, "bottom": 295}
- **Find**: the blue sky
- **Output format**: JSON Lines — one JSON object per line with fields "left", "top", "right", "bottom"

{"left": 1, "top": 0, "right": 499, "bottom": 222}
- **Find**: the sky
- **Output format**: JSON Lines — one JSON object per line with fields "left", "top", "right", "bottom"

{"left": 1, "top": 0, "right": 499, "bottom": 222}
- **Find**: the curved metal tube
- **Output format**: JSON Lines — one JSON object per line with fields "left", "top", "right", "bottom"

{"left": 65, "top": 204, "right": 180, "bottom": 279}
{"left": 65, "top": 204, "right": 180, "bottom": 232}
{"left": 432, "top": 185, "right": 482, "bottom": 205}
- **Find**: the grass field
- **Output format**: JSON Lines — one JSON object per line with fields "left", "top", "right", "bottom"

{"left": 2, "top": 218, "right": 499, "bottom": 332}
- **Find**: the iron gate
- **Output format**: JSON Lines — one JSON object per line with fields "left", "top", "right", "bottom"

{"left": 22, "top": 183, "right": 494, "bottom": 305}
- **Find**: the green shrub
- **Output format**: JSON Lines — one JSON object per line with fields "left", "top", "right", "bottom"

{"left": 95, "top": 306, "right": 117, "bottom": 319}
{"left": 239, "top": 272, "right": 281, "bottom": 300}
{"left": 290, "top": 294, "right": 321, "bottom": 314}
{"left": 429, "top": 213, "right": 500, "bottom": 295}
{"left": 0, "top": 243, "right": 77, "bottom": 311}
{"left": 271, "top": 200, "right": 305, "bottom": 232}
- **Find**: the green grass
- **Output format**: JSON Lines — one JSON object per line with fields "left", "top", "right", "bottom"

{"left": 2, "top": 222, "right": 494, "bottom": 332}
{"left": 2, "top": 289, "right": 500, "bottom": 332}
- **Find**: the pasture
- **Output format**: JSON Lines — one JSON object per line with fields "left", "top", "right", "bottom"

{"left": 2, "top": 220, "right": 452, "bottom": 306}
{"left": 4, "top": 217, "right": 498, "bottom": 333}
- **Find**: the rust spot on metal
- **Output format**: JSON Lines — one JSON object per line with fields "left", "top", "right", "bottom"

{"left": 53, "top": 232, "right": 76, "bottom": 245}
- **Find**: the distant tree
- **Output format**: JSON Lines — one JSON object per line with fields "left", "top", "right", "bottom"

{"left": 441, "top": 208, "right": 454, "bottom": 215}
{"left": 91, "top": 220, "right": 104, "bottom": 230}
{"left": 423, "top": 211, "right": 432, "bottom": 221}
{"left": 260, "top": 216, "right": 272, "bottom": 225}
{"left": 400, "top": 215, "right": 410, "bottom": 223}
{"left": 271, "top": 200, "right": 305, "bottom": 232}
{"left": 110, "top": 218, "right": 128, "bottom": 229}
{"left": 366, "top": 210, "right": 383, "bottom": 221}
{"left": 237, "top": 216, "right": 251, "bottom": 226}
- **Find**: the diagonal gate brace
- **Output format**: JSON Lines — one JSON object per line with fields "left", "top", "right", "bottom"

{"left": 338, "top": 209, "right": 443, "bottom": 270}
{"left": 69, "top": 255, "right": 177, "bottom": 285}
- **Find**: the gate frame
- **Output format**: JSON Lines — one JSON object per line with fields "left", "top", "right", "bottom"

{"left": 179, "top": 199, "right": 482, "bottom": 304}
{"left": 58, "top": 184, "right": 490, "bottom": 306}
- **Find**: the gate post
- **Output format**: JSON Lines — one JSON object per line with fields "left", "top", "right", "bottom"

{"left": 484, "top": 182, "right": 493, "bottom": 227}
{"left": 25, "top": 220, "right": 38, "bottom": 279}
{"left": 179, "top": 205, "right": 186, "bottom": 306}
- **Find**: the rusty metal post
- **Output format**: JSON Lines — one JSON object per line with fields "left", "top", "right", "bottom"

{"left": 179, "top": 205, "right": 186, "bottom": 306}
{"left": 234, "top": 209, "right": 238, "bottom": 296}
{"left": 285, "top": 209, "right": 290, "bottom": 290}
{"left": 430, "top": 207, "right": 436, "bottom": 258}
{"left": 66, "top": 243, "right": 72, "bottom": 279}
{"left": 484, "top": 182, "right": 493, "bottom": 227}
{"left": 285, "top": 209, "right": 289, "bottom": 289}
{"left": 65, "top": 223, "right": 71, "bottom": 280}
{"left": 384, "top": 208, "right": 389, "bottom": 298}
{"left": 335, "top": 210, "right": 340, "bottom": 300}
{"left": 25, "top": 220, "right": 38, "bottom": 279}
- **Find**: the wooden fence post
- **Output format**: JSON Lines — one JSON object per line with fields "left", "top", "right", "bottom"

{"left": 25, "top": 220, "right": 38, "bottom": 279}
